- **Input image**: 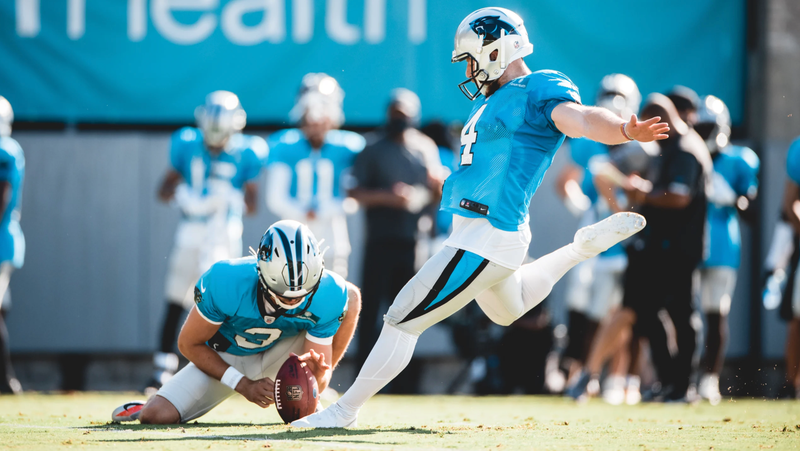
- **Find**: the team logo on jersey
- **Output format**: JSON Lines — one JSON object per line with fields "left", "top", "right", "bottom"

{"left": 263, "top": 316, "right": 276, "bottom": 324}
{"left": 287, "top": 385, "right": 303, "bottom": 401}
{"left": 194, "top": 286, "right": 203, "bottom": 304}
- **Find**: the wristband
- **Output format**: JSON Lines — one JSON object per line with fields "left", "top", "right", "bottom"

{"left": 221, "top": 366, "right": 245, "bottom": 390}
{"left": 620, "top": 122, "right": 634, "bottom": 141}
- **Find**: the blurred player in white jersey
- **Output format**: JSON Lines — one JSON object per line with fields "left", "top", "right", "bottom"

{"left": 552, "top": 74, "right": 649, "bottom": 403}
{"left": 146, "top": 91, "right": 268, "bottom": 393}
{"left": 0, "top": 96, "right": 24, "bottom": 394}
{"left": 294, "top": 7, "right": 668, "bottom": 428}
{"left": 266, "top": 74, "right": 365, "bottom": 278}
{"left": 693, "top": 96, "right": 759, "bottom": 404}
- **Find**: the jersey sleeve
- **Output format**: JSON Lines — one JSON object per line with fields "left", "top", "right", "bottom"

{"left": 787, "top": 138, "right": 800, "bottom": 184}
{"left": 350, "top": 145, "right": 376, "bottom": 189}
{"left": 306, "top": 278, "right": 349, "bottom": 343}
{"left": 240, "top": 136, "right": 269, "bottom": 183}
{"left": 734, "top": 147, "right": 760, "bottom": 197}
{"left": 169, "top": 127, "right": 196, "bottom": 174}
{"left": 529, "top": 70, "right": 581, "bottom": 133}
{"left": 193, "top": 267, "right": 226, "bottom": 325}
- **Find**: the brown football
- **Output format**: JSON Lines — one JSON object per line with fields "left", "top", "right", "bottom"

{"left": 274, "top": 354, "right": 319, "bottom": 423}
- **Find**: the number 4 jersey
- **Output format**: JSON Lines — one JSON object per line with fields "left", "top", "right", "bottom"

{"left": 193, "top": 257, "right": 349, "bottom": 356}
{"left": 441, "top": 70, "right": 581, "bottom": 232}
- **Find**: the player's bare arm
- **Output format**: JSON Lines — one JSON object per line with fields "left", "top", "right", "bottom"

{"left": 177, "top": 307, "right": 275, "bottom": 408}
{"left": 0, "top": 181, "right": 10, "bottom": 219}
{"left": 331, "top": 282, "right": 361, "bottom": 367}
{"left": 783, "top": 180, "right": 800, "bottom": 233}
{"left": 551, "top": 102, "right": 670, "bottom": 145}
{"left": 157, "top": 169, "right": 183, "bottom": 202}
{"left": 243, "top": 181, "right": 258, "bottom": 214}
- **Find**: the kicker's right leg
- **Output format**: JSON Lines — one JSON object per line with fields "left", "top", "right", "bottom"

{"left": 293, "top": 247, "right": 512, "bottom": 428}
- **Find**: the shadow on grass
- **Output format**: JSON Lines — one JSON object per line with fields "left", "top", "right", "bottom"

{"left": 90, "top": 426, "right": 439, "bottom": 446}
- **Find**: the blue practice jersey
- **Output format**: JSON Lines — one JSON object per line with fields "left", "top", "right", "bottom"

{"left": 703, "top": 145, "right": 759, "bottom": 269}
{"left": 0, "top": 137, "right": 24, "bottom": 268}
{"left": 788, "top": 137, "right": 800, "bottom": 184}
{"left": 569, "top": 138, "right": 606, "bottom": 204}
{"left": 267, "top": 129, "right": 364, "bottom": 204}
{"left": 441, "top": 70, "right": 581, "bottom": 231}
{"left": 194, "top": 257, "right": 349, "bottom": 356}
{"left": 170, "top": 127, "right": 268, "bottom": 219}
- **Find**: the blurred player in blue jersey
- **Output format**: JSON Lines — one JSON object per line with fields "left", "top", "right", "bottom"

{"left": 145, "top": 91, "right": 268, "bottom": 393}
{"left": 0, "top": 96, "right": 24, "bottom": 394}
{"left": 693, "top": 96, "right": 759, "bottom": 404}
{"left": 113, "top": 221, "right": 361, "bottom": 423}
{"left": 294, "top": 7, "right": 668, "bottom": 428}
{"left": 266, "top": 74, "right": 365, "bottom": 278}
{"left": 553, "top": 74, "right": 648, "bottom": 404}
{"left": 780, "top": 138, "right": 800, "bottom": 398}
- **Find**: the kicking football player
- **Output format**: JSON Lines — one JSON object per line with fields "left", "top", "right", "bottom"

{"left": 553, "top": 74, "right": 646, "bottom": 403}
{"left": 693, "top": 96, "right": 759, "bottom": 405}
{"left": 293, "top": 7, "right": 667, "bottom": 428}
{"left": 266, "top": 73, "right": 365, "bottom": 278}
{"left": 0, "top": 96, "right": 24, "bottom": 394}
{"left": 113, "top": 220, "right": 361, "bottom": 423}
{"left": 145, "top": 91, "right": 268, "bottom": 393}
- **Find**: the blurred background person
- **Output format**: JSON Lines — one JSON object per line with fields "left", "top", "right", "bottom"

{"left": 780, "top": 137, "right": 800, "bottom": 399}
{"left": 667, "top": 86, "right": 700, "bottom": 127}
{"left": 265, "top": 73, "right": 365, "bottom": 278}
{"left": 420, "top": 120, "right": 458, "bottom": 250}
{"left": 145, "top": 91, "right": 268, "bottom": 394}
{"left": 0, "top": 96, "right": 24, "bottom": 394}
{"left": 550, "top": 74, "right": 645, "bottom": 403}
{"left": 347, "top": 89, "right": 443, "bottom": 393}
{"left": 693, "top": 95, "right": 760, "bottom": 405}
{"left": 570, "top": 94, "right": 711, "bottom": 402}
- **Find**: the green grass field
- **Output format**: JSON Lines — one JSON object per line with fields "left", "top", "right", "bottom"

{"left": 1, "top": 393, "right": 798, "bottom": 451}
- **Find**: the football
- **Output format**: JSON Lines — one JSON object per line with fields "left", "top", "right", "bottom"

{"left": 273, "top": 354, "right": 319, "bottom": 424}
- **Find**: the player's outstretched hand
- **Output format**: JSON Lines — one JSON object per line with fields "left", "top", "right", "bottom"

{"left": 235, "top": 377, "right": 275, "bottom": 408}
{"left": 625, "top": 114, "right": 670, "bottom": 142}
{"left": 296, "top": 350, "right": 331, "bottom": 384}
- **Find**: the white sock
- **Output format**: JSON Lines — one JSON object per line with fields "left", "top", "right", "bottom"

{"left": 518, "top": 243, "right": 586, "bottom": 312}
{"left": 336, "top": 323, "right": 418, "bottom": 417}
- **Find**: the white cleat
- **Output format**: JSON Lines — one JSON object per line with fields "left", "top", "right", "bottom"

{"left": 291, "top": 403, "right": 358, "bottom": 428}
{"left": 573, "top": 212, "right": 646, "bottom": 258}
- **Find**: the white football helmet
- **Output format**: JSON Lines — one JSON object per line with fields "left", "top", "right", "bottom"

{"left": 451, "top": 7, "right": 534, "bottom": 100}
{"left": 0, "top": 96, "right": 13, "bottom": 137}
{"left": 596, "top": 74, "right": 641, "bottom": 120}
{"left": 194, "top": 91, "right": 247, "bottom": 149}
{"left": 256, "top": 220, "right": 325, "bottom": 312}
{"left": 695, "top": 95, "right": 731, "bottom": 154}
{"left": 289, "top": 73, "right": 345, "bottom": 126}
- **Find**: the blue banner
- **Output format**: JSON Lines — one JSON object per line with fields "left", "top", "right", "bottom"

{"left": 0, "top": 0, "right": 746, "bottom": 124}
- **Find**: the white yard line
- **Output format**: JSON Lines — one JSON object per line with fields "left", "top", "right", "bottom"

{"left": 0, "top": 423, "right": 471, "bottom": 451}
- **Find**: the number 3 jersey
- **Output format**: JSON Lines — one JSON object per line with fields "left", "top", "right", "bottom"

{"left": 193, "top": 257, "right": 349, "bottom": 356}
{"left": 441, "top": 70, "right": 581, "bottom": 232}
